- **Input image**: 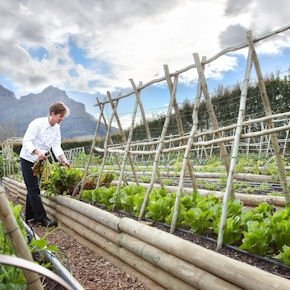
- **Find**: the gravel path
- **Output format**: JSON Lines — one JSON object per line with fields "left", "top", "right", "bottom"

{"left": 34, "top": 225, "right": 150, "bottom": 290}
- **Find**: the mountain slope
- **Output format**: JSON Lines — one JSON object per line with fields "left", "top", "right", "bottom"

{"left": 0, "top": 85, "right": 107, "bottom": 140}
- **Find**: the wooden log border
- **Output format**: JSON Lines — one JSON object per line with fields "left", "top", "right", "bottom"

{"left": 3, "top": 177, "right": 290, "bottom": 290}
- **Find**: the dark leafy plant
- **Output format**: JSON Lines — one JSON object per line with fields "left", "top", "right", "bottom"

{"left": 42, "top": 164, "right": 83, "bottom": 197}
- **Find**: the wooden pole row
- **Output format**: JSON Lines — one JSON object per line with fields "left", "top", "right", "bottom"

{"left": 84, "top": 29, "right": 289, "bottom": 248}
{"left": 108, "top": 112, "right": 290, "bottom": 150}
{"left": 94, "top": 122, "right": 289, "bottom": 156}
{"left": 105, "top": 168, "right": 290, "bottom": 184}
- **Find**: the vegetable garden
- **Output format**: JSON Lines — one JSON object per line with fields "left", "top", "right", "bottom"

{"left": 1, "top": 25, "right": 290, "bottom": 289}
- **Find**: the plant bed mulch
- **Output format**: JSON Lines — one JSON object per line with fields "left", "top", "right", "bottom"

{"left": 113, "top": 210, "right": 290, "bottom": 280}
{"left": 33, "top": 226, "right": 150, "bottom": 290}
{"left": 159, "top": 224, "right": 290, "bottom": 279}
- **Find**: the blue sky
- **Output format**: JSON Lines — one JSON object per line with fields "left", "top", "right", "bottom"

{"left": 0, "top": 0, "right": 289, "bottom": 127}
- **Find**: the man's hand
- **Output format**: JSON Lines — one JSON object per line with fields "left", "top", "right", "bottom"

{"left": 33, "top": 148, "right": 47, "bottom": 160}
{"left": 59, "top": 154, "right": 70, "bottom": 167}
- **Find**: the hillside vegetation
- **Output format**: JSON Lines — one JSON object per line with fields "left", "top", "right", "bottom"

{"left": 112, "top": 75, "right": 290, "bottom": 142}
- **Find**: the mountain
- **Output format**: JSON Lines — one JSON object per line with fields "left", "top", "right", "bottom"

{"left": 0, "top": 85, "right": 108, "bottom": 140}
{"left": 0, "top": 85, "right": 18, "bottom": 123}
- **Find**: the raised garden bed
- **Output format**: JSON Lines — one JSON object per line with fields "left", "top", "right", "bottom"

{"left": 3, "top": 177, "right": 290, "bottom": 290}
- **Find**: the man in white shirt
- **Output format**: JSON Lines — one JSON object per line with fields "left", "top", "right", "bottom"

{"left": 20, "top": 101, "right": 70, "bottom": 227}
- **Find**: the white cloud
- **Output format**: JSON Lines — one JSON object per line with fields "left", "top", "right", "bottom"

{"left": 0, "top": 0, "right": 289, "bottom": 98}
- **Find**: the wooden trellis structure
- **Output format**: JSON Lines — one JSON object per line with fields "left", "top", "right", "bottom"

{"left": 63, "top": 146, "right": 85, "bottom": 162}
{"left": 105, "top": 113, "right": 290, "bottom": 162}
{"left": 1, "top": 137, "right": 22, "bottom": 177}
{"left": 82, "top": 25, "right": 290, "bottom": 249}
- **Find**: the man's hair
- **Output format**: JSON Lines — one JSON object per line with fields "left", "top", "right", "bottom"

{"left": 49, "top": 102, "right": 69, "bottom": 116}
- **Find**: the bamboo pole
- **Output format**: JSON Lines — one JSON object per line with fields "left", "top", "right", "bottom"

{"left": 96, "top": 122, "right": 290, "bottom": 155}
{"left": 105, "top": 169, "right": 290, "bottom": 184}
{"left": 164, "top": 64, "right": 197, "bottom": 190}
{"left": 95, "top": 97, "right": 124, "bottom": 180}
{"left": 248, "top": 31, "right": 290, "bottom": 203}
{"left": 119, "top": 217, "right": 290, "bottom": 290}
{"left": 107, "top": 114, "right": 289, "bottom": 150}
{"left": 170, "top": 58, "right": 204, "bottom": 233}
{"left": 79, "top": 98, "right": 105, "bottom": 198}
{"left": 96, "top": 97, "right": 119, "bottom": 188}
{"left": 108, "top": 112, "right": 290, "bottom": 149}
{"left": 217, "top": 42, "right": 253, "bottom": 250}
{"left": 114, "top": 91, "right": 140, "bottom": 195}
{"left": 130, "top": 79, "right": 163, "bottom": 186}
{"left": 0, "top": 190, "right": 43, "bottom": 290}
{"left": 106, "top": 92, "right": 139, "bottom": 185}
{"left": 193, "top": 53, "right": 230, "bottom": 174}
{"left": 138, "top": 74, "right": 179, "bottom": 221}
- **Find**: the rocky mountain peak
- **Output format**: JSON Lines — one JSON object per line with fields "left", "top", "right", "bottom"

{"left": 0, "top": 85, "right": 17, "bottom": 100}
{"left": 0, "top": 84, "right": 108, "bottom": 140}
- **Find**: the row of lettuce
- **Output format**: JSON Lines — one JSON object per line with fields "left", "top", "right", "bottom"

{"left": 39, "top": 164, "right": 290, "bottom": 267}
{"left": 0, "top": 203, "right": 58, "bottom": 289}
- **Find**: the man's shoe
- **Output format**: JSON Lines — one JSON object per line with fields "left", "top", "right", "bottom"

{"left": 40, "top": 217, "right": 57, "bottom": 228}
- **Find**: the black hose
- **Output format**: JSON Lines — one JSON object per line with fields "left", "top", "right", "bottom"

{"left": 153, "top": 220, "right": 290, "bottom": 272}
{"left": 83, "top": 197, "right": 290, "bottom": 272}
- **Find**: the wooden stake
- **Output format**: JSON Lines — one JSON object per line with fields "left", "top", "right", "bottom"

{"left": 164, "top": 64, "right": 197, "bottom": 190}
{"left": 130, "top": 79, "right": 164, "bottom": 186}
{"left": 138, "top": 73, "right": 179, "bottom": 220}
{"left": 79, "top": 98, "right": 106, "bottom": 198}
{"left": 217, "top": 42, "right": 253, "bottom": 250}
{"left": 193, "top": 53, "right": 231, "bottom": 174}
{"left": 0, "top": 190, "right": 43, "bottom": 290}
{"left": 96, "top": 97, "right": 119, "bottom": 188}
{"left": 106, "top": 92, "right": 139, "bottom": 187}
{"left": 170, "top": 57, "right": 204, "bottom": 233}
{"left": 248, "top": 31, "right": 290, "bottom": 203}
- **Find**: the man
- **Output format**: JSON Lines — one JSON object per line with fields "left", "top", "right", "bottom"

{"left": 20, "top": 101, "right": 70, "bottom": 227}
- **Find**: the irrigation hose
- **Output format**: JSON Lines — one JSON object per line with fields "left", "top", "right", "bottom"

{"left": 23, "top": 221, "right": 84, "bottom": 290}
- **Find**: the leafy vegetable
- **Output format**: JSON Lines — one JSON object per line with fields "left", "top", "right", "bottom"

{"left": 240, "top": 221, "right": 271, "bottom": 255}
{"left": 275, "top": 245, "right": 290, "bottom": 266}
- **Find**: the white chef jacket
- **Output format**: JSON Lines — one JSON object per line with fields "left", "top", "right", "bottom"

{"left": 20, "top": 117, "right": 65, "bottom": 163}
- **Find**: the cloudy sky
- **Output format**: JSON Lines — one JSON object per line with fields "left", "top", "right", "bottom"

{"left": 0, "top": 0, "right": 289, "bottom": 123}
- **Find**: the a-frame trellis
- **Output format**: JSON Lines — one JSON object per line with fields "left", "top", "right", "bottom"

{"left": 81, "top": 25, "right": 290, "bottom": 249}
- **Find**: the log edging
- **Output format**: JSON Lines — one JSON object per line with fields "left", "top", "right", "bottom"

{"left": 3, "top": 177, "right": 290, "bottom": 290}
